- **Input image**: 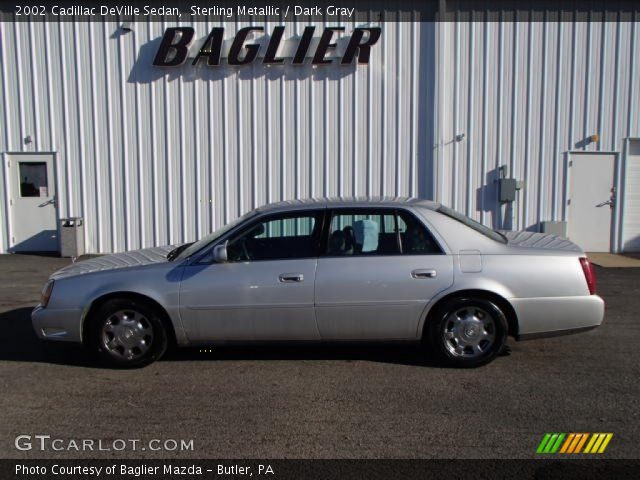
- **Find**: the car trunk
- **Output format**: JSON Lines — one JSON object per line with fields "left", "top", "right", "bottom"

{"left": 499, "top": 231, "right": 582, "bottom": 252}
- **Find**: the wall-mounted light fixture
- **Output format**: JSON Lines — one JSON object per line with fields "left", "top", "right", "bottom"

{"left": 589, "top": 134, "right": 600, "bottom": 143}
{"left": 121, "top": 21, "right": 133, "bottom": 32}
{"left": 455, "top": 133, "right": 465, "bottom": 142}
{"left": 23, "top": 135, "right": 32, "bottom": 144}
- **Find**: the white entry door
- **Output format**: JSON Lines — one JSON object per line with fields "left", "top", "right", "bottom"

{"left": 8, "top": 153, "right": 58, "bottom": 252}
{"left": 567, "top": 153, "right": 616, "bottom": 252}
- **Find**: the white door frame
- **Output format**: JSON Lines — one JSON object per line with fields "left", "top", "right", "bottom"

{"left": 4, "top": 151, "right": 59, "bottom": 252}
{"left": 619, "top": 137, "right": 640, "bottom": 253}
{"left": 564, "top": 150, "right": 622, "bottom": 253}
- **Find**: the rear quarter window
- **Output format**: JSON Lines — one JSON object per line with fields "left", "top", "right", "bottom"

{"left": 437, "top": 206, "right": 507, "bottom": 244}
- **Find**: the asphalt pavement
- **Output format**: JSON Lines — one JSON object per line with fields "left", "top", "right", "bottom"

{"left": 0, "top": 254, "right": 638, "bottom": 459}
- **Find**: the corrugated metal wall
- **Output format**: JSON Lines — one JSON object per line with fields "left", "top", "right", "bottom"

{"left": 2, "top": 14, "right": 639, "bottom": 254}
{"left": 0, "top": 20, "right": 435, "bottom": 253}
{"left": 435, "top": 14, "right": 640, "bottom": 241}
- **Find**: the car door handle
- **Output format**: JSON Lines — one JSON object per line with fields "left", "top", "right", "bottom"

{"left": 411, "top": 269, "right": 437, "bottom": 279}
{"left": 279, "top": 273, "right": 304, "bottom": 283}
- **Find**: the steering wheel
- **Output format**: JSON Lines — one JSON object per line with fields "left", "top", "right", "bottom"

{"left": 240, "top": 238, "right": 253, "bottom": 261}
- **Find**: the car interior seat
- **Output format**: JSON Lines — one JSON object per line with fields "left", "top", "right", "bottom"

{"left": 328, "top": 230, "right": 347, "bottom": 255}
{"left": 353, "top": 219, "right": 379, "bottom": 253}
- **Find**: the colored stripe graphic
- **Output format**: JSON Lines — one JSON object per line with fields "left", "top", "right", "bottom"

{"left": 536, "top": 434, "right": 552, "bottom": 453}
{"left": 550, "top": 433, "right": 566, "bottom": 453}
{"left": 574, "top": 433, "right": 589, "bottom": 453}
{"left": 559, "top": 433, "right": 575, "bottom": 453}
{"left": 584, "top": 433, "right": 614, "bottom": 454}
{"left": 584, "top": 434, "right": 599, "bottom": 453}
{"left": 537, "top": 433, "right": 565, "bottom": 453}
{"left": 537, "top": 433, "right": 613, "bottom": 454}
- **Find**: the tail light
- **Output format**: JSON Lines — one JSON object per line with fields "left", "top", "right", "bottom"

{"left": 579, "top": 257, "right": 596, "bottom": 295}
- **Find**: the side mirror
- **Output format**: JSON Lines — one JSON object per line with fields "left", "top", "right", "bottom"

{"left": 212, "top": 242, "right": 228, "bottom": 263}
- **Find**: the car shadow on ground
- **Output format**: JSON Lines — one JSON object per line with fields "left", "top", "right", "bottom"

{"left": 0, "top": 307, "right": 445, "bottom": 369}
{"left": 0, "top": 307, "right": 91, "bottom": 367}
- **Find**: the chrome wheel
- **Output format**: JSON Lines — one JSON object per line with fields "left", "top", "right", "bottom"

{"left": 101, "top": 310, "right": 153, "bottom": 361}
{"left": 443, "top": 307, "right": 495, "bottom": 358}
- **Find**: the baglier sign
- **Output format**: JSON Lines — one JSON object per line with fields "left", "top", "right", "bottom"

{"left": 152, "top": 26, "right": 382, "bottom": 67}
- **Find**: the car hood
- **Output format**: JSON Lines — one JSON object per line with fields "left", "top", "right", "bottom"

{"left": 51, "top": 245, "right": 176, "bottom": 280}
{"left": 500, "top": 230, "right": 582, "bottom": 252}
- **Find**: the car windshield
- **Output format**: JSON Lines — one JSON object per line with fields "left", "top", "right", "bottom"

{"left": 437, "top": 205, "right": 507, "bottom": 244}
{"left": 169, "top": 210, "right": 257, "bottom": 261}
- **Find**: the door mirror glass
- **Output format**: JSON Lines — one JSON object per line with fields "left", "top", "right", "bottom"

{"left": 212, "top": 242, "right": 228, "bottom": 263}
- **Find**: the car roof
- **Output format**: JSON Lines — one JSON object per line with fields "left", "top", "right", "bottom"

{"left": 254, "top": 196, "right": 441, "bottom": 214}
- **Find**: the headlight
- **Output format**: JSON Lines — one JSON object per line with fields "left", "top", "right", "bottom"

{"left": 40, "top": 279, "right": 55, "bottom": 307}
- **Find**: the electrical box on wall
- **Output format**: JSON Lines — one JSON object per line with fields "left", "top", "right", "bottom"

{"left": 498, "top": 178, "right": 517, "bottom": 203}
{"left": 541, "top": 221, "right": 568, "bottom": 237}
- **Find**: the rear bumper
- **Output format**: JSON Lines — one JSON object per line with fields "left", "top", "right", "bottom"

{"left": 511, "top": 295, "right": 604, "bottom": 339}
{"left": 31, "top": 305, "right": 83, "bottom": 343}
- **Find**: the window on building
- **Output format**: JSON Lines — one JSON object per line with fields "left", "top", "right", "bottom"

{"left": 19, "top": 162, "right": 48, "bottom": 197}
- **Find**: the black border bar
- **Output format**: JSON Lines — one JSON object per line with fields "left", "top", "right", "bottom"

{"left": 0, "top": 1, "right": 639, "bottom": 22}
{"left": 3, "top": 459, "right": 640, "bottom": 480}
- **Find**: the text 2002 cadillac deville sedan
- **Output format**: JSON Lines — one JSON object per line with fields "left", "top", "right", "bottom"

{"left": 32, "top": 197, "right": 604, "bottom": 368}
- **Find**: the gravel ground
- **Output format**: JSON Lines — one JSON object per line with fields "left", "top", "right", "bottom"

{"left": 0, "top": 254, "right": 638, "bottom": 459}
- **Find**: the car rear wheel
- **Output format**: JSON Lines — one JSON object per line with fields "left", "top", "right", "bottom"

{"left": 426, "top": 297, "right": 507, "bottom": 368}
{"left": 88, "top": 298, "right": 167, "bottom": 368}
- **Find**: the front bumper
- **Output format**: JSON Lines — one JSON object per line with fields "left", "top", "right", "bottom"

{"left": 511, "top": 295, "right": 605, "bottom": 339}
{"left": 31, "top": 305, "right": 83, "bottom": 343}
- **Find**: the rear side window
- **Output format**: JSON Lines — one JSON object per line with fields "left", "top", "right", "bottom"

{"left": 437, "top": 205, "right": 507, "bottom": 243}
{"left": 325, "top": 209, "right": 442, "bottom": 256}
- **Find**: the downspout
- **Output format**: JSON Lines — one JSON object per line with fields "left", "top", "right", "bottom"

{"left": 434, "top": 0, "right": 447, "bottom": 202}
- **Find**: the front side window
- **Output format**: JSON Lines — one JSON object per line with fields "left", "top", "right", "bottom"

{"left": 227, "top": 212, "right": 322, "bottom": 262}
{"left": 173, "top": 210, "right": 257, "bottom": 261}
{"left": 325, "top": 209, "right": 441, "bottom": 256}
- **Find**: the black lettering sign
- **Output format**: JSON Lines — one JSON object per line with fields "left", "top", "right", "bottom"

{"left": 263, "top": 26, "right": 286, "bottom": 64}
{"left": 152, "top": 26, "right": 382, "bottom": 68}
{"left": 228, "top": 27, "right": 264, "bottom": 65}
{"left": 153, "top": 27, "right": 194, "bottom": 66}
{"left": 312, "top": 27, "right": 345, "bottom": 65}
{"left": 192, "top": 28, "right": 224, "bottom": 66}
{"left": 292, "top": 26, "right": 316, "bottom": 65}
{"left": 341, "top": 28, "right": 382, "bottom": 65}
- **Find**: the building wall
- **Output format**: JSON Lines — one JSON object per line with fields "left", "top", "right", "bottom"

{"left": 435, "top": 14, "right": 640, "bottom": 249}
{"left": 1, "top": 15, "right": 639, "bottom": 254}
{"left": 0, "top": 20, "right": 435, "bottom": 253}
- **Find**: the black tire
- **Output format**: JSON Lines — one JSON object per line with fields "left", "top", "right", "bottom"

{"left": 425, "top": 297, "right": 507, "bottom": 368}
{"left": 87, "top": 298, "right": 168, "bottom": 368}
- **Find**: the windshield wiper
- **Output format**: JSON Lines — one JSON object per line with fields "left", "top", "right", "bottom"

{"left": 166, "top": 243, "right": 193, "bottom": 261}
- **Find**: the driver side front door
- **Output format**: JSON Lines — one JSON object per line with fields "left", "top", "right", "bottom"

{"left": 179, "top": 210, "right": 324, "bottom": 342}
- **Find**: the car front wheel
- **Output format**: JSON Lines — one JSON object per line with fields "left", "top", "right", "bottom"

{"left": 88, "top": 298, "right": 167, "bottom": 368}
{"left": 426, "top": 297, "right": 507, "bottom": 368}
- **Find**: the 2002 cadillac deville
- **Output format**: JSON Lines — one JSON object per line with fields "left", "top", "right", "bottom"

{"left": 32, "top": 197, "right": 604, "bottom": 368}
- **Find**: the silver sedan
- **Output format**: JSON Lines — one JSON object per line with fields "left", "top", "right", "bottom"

{"left": 32, "top": 197, "right": 604, "bottom": 368}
